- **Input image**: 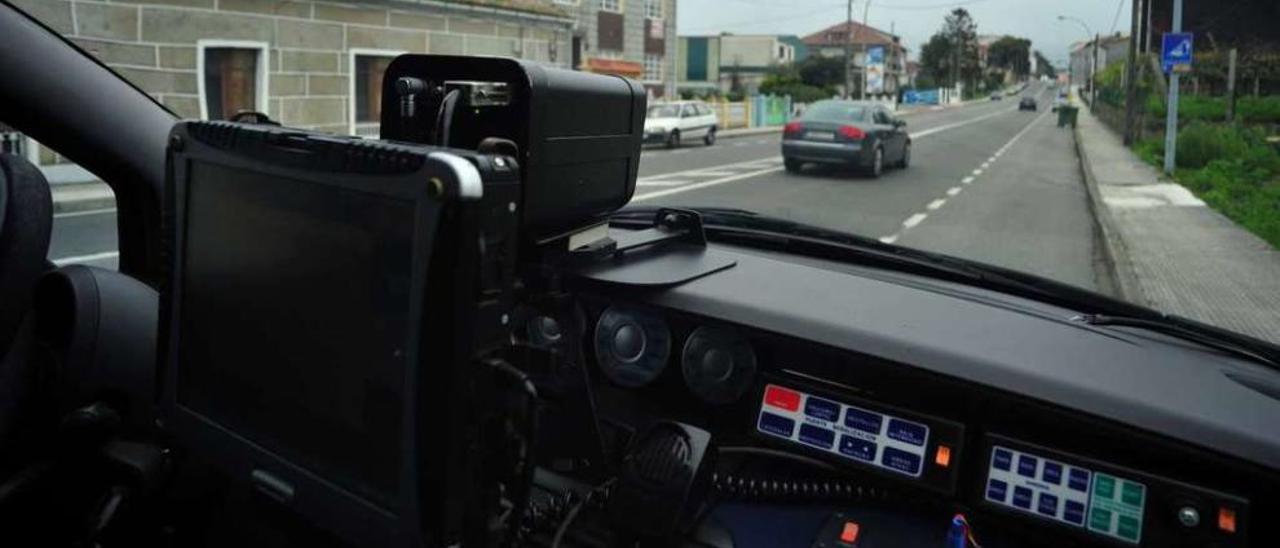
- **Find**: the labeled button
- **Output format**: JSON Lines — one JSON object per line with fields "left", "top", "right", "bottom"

{"left": 799, "top": 424, "right": 835, "bottom": 449}
{"left": 886, "top": 419, "right": 927, "bottom": 446}
{"left": 840, "top": 521, "right": 860, "bottom": 544}
{"left": 764, "top": 385, "right": 801, "bottom": 411}
{"left": 992, "top": 448, "right": 1013, "bottom": 471}
{"left": 1037, "top": 493, "right": 1059, "bottom": 517}
{"left": 1090, "top": 507, "right": 1113, "bottom": 532}
{"left": 986, "top": 479, "right": 1008, "bottom": 503}
{"left": 1042, "top": 462, "right": 1063, "bottom": 485}
{"left": 880, "top": 446, "right": 922, "bottom": 476}
{"left": 838, "top": 435, "right": 876, "bottom": 462}
{"left": 1017, "top": 455, "right": 1038, "bottom": 478}
{"left": 1064, "top": 500, "right": 1086, "bottom": 525}
{"left": 805, "top": 397, "right": 841, "bottom": 422}
{"left": 1012, "top": 486, "right": 1033, "bottom": 509}
{"left": 1121, "top": 482, "right": 1145, "bottom": 507}
{"left": 1068, "top": 468, "right": 1090, "bottom": 492}
{"left": 758, "top": 412, "right": 795, "bottom": 438}
{"left": 844, "top": 407, "right": 883, "bottom": 434}
{"left": 1094, "top": 475, "right": 1116, "bottom": 499}
{"left": 1117, "top": 515, "right": 1140, "bottom": 541}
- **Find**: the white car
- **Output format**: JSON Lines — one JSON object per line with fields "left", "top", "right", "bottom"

{"left": 644, "top": 101, "right": 719, "bottom": 148}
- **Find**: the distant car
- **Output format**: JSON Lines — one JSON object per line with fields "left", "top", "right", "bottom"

{"left": 781, "top": 100, "right": 910, "bottom": 178}
{"left": 644, "top": 101, "right": 718, "bottom": 148}
{"left": 990, "top": 93, "right": 1003, "bottom": 101}
{"left": 1019, "top": 97, "right": 1038, "bottom": 111}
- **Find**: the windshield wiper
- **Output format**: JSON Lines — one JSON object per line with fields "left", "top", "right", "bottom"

{"left": 1074, "top": 314, "right": 1280, "bottom": 370}
{"left": 611, "top": 206, "right": 1280, "bottom": 370}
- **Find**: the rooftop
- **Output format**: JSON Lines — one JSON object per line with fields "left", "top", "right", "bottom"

{"left": 802, "top": 20, "right": 902, "bottom": 49}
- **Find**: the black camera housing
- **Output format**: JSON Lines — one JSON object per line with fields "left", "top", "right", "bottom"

{"left": 378, "top": 55, "right": 646, "bottom": 243}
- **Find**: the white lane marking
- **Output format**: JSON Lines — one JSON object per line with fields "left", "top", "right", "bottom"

{"left": 981, "top": 162, "right": 990, "bottom": 169}
{"left": 632, "top": 105, "right": 1019, "bottom": 201}
{"left": 989, "top": 156, "right": 997, "bottom": 162}
{"left": 972, "top": 168, "right": 983, "bottom": 175}
{"left": 633, "top": 166, "right": 783, "bottom": 201}
{"left": 879, "top": 234, "right": 899, "bottom": 244}
{"left": 637, "top": 179, "right": 693, "bottom": 187}
{"left": 636, "top": 156, "right": 787, "bottom": 182}
{"left": 947, "top": 186, "right": 962, "bottom": 196}
{"left": 682, "top": 170, "right": 739, "bottom": 177}
{"left": 53, "top": 251, "right": 120, "bottom": 266}
{"left": 961, "top": 176, "right": 975, "bottom": 184}
{"left": 902, "top": 213, "right": 927, "bottom": 229}
{"left": 926, "top": 199, "right": 946, "bottom": 211}
{"left": 54, "top": 207, "right": 117, "bottom": 219}
{"left": 733, "top": 142, "right": 751, "bottom": 147}
{"left": 908, "top": 107, "right": 1014, "bottom": 139}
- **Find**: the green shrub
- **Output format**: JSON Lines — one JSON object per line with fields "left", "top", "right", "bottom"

{"left": 1181, "top": 159, "right": 1280, "bottom": 248}
{"left": 1134, "top": 137, "right": 1164, "bottom": 166}
{"left": 1144, "top": 95, "right": 1280, "bottom": 124}
{"left": 1176, "top": 122, "right": 1250, "bottom": 169}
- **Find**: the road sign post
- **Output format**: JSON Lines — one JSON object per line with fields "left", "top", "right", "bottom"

{"left": 1161, "top": 5, "right": 1189, "bottom": 174}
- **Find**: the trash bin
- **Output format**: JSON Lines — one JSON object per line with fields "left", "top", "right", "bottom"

{"left": 1057, "top": 106, "right": 1078, "bottom": 128}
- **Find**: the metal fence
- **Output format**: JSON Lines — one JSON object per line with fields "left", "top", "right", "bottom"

{"left": 707, "top": 95, "right": 793, "bottom": 130}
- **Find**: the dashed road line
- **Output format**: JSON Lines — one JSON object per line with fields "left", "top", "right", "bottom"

{"left": 972, "top": 168, "right": 983, "bottom": 176}
{"left": 903, "top": 213, "right": 928, "bottom": 229}
{"left": 927, "top": 199, "right": 946, "bottom": 210}
{"left": 961, "top": 176, "right": 975, "bottom": 184}
{"left": 633, "top": 166, "right": 784, "bottom": 201}
{"left": 947, "top": 187, "right": 962, "bottom": 196}
{"left": 879, "top": 234, "right": 900, "bottom": 244}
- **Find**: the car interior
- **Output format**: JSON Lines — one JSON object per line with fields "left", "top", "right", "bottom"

{"left": 1, "top": 3, "right": 1277, "bottom": 548}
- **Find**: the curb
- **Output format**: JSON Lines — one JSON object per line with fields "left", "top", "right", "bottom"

{"left": 51, "top": 182, "right": 116, "bottom": 214}
{"left": 717, "top": 126, "right": 781, "bottom": 139}
{"left": 1071, "top": 113, "right": 1144, "bottom": 303}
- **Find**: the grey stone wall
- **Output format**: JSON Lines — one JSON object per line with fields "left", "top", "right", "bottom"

{"left": 569, "top": 0, "right": 676, "bottom": 93}
{"left": 11, "top": 0, "right": 575, "bottom": 133}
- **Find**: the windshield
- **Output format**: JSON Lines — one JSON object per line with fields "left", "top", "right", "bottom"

{"left": 20, "top": 0, "right": 1279, "bottom": 345}
{"left": 801, "top": 102, "right": 868, "bottom": 122}
{"left": 648, "top": 104, "right": 682, "bottom": 118}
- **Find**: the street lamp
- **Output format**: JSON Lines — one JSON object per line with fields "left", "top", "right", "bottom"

{"left": 1057, "top": 15, "right": 1098, "bottom": 107}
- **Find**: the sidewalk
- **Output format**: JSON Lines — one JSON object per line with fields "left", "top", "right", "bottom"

{"left": 1074, "top": 105, "right": 1280, "bottom": 343}
{"left": 51, "top": 180, "right": 115, "bottom": 213}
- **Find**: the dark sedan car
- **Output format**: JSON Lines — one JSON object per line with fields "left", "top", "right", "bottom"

{"left": 1019, "top": 97, "right": 1038, "bottom": 111}
{"left": 782, "top": 100, "right": 910, "bottom": 177}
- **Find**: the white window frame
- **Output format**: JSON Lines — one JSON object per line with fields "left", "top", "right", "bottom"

{"left": 644, "top": 0, "right": 662, "bottom": 19}
{"left": 348, "top": 48, "right": 408, "bottom": 135}
{"left": 195, "top": 39, "right": 270, "bottom": 121}
{"left": 553, "top": 0, "right": 579, "bottom": 5}
{"left": 599, "top": 0, "right": 623, "bottom": 14}
{"left": 642, "top": 54, "right": 663, "bottom": 83}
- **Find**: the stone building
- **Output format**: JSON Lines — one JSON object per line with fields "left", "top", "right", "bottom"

{"left": 558, "top": 0, "right": 677, "bottom": 98}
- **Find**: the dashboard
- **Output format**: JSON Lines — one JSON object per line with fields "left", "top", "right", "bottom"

{"left": 545, "top": 243, "right": 1280, "bottom": 547}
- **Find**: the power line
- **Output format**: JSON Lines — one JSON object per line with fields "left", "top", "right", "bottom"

{"left": 1109, "top": 0, "right": 1125, "bottom": 34}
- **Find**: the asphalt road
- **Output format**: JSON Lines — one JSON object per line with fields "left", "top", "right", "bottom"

{"left": 49, "top": 82, "right": 1104, "bottom": 292}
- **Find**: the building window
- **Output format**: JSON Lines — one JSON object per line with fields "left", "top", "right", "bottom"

{"left": 349, "top": 49, "right": 405, "bottom": 137}
{"left": 197, "top": 41, "right": 268, "bottom": 120}
{"left": 643, "top": 54, "right": 663, "bottom": 82}
{"left": 600, "top": 0, "right": 622, "bottom": 14}
{"left": 644, "top": 0, "right": 662, "bottom": 19}
{"left": 597, "top": 49, "right": 624, "bottom": 60}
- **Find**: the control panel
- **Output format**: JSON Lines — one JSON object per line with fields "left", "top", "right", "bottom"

{"left": 980, "top": 435, "right": 1251, "bottom": 547}
{"left": 752, "top": 380, "right": 965, "bottom": 493}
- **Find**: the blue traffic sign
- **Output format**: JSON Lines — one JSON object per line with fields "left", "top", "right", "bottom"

{"left": 1162, "top": 32, "right": 1193, "bottom": 73}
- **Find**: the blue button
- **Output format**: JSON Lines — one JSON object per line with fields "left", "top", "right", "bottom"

{"left": 838, "top": 435, "right": 876, "bottom": 461}
{"left": 1068, "top": 468, "right": 1090, "bottom": 492}
{"left": 804, "top": 397, "right": 841, "bottom": 422}
{"left": 1037, "top": 493, "right": 1059, "bottom": 516}
{"left": 880, "top": 446, "right": 922, "bottom": 476}
{"left": 758, "top": 412, "right": 795, "bottom": 438}
{"left": 986, "top": 479, "right": 1008, "bottom": 503}
{"left": 1012, "top": 486, "right": 1033, "bottom": 509}
{"left": 844, "top": 407, "right": 883, "bottom": 434}
{"left": 886, "top": 419, "right": 927, "bottom": 446}
{"left": 1042, "top": 462, "right": 1063, "bottom": 485}
{"left": 1017, "top": 455, "right": 1038, "bottom": 478}
{"left": 1064, "top": 500, "right": 1086, "bottom": 525}
{"left": 993, "top": 448, "right": 1013, "bottom": 471}
{"left": 798, "top": 424, "right": 835, "bottom": 449}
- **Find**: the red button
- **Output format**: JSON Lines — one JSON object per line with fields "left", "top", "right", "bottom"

{"left": 840, "top": 521, "right": 860, "bottom": 544}
{"left": 764, "top": 385, "right": 801, "bottom": 411}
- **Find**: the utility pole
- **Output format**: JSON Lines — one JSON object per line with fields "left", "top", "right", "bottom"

{"left": 1091, "top": 33, "right": 1099, "bottom": 107}
{"left": 1226, "top": 48, "right": 1238, "bottom": 122}
{"left": 860, "top": 0, "right": 872, "bottom": 100}
{"left": 844, "top": 0, "right": 853, "bottom": 99}
{"left": 1123, "top": 0, "right": 1141, "bottom": 145}
{"left": 1163, "top": 0, "right": 1183, "bottom": 174}
{"left": 1145, "top": 0, "right": 1154, "bottom": 54}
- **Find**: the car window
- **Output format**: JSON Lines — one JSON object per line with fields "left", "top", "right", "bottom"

{"left": 0, "top": 127, "right": 119, "bottom": 270}
{"left": 873, "top": 109, "right": 891, "bottom": 124}
{"left": 801, "top": 102, "right": 868, "bottom": 122}
{"left": 682, "top": 105, "right": 697, "bottom": 118}
{"left": 647, "top": 104, "right": 680, "bottom": 118}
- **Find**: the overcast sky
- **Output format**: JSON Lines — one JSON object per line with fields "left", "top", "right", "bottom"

{"left": 676, "top": 0, "right": 1133, "bottom": 66}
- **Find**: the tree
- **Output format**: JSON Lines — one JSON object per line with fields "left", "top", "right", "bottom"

{"left": 796, "top": 56, "right": 846, "bottom": 89}
{"left": 988, "top": 36, "right": 1031, "bottom": 78}
{"left": 1034, "top": 50, "right": 1057, "bottom": 79}
{"left": 759, "top": 63, "right": 833, "bottom": 103}
{"left": 920, "top": 9, "right": 982, "bottom": 89}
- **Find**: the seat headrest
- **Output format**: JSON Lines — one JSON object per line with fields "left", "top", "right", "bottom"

{"left": 0, "top": 153, "right": 53, "bottom": 355}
